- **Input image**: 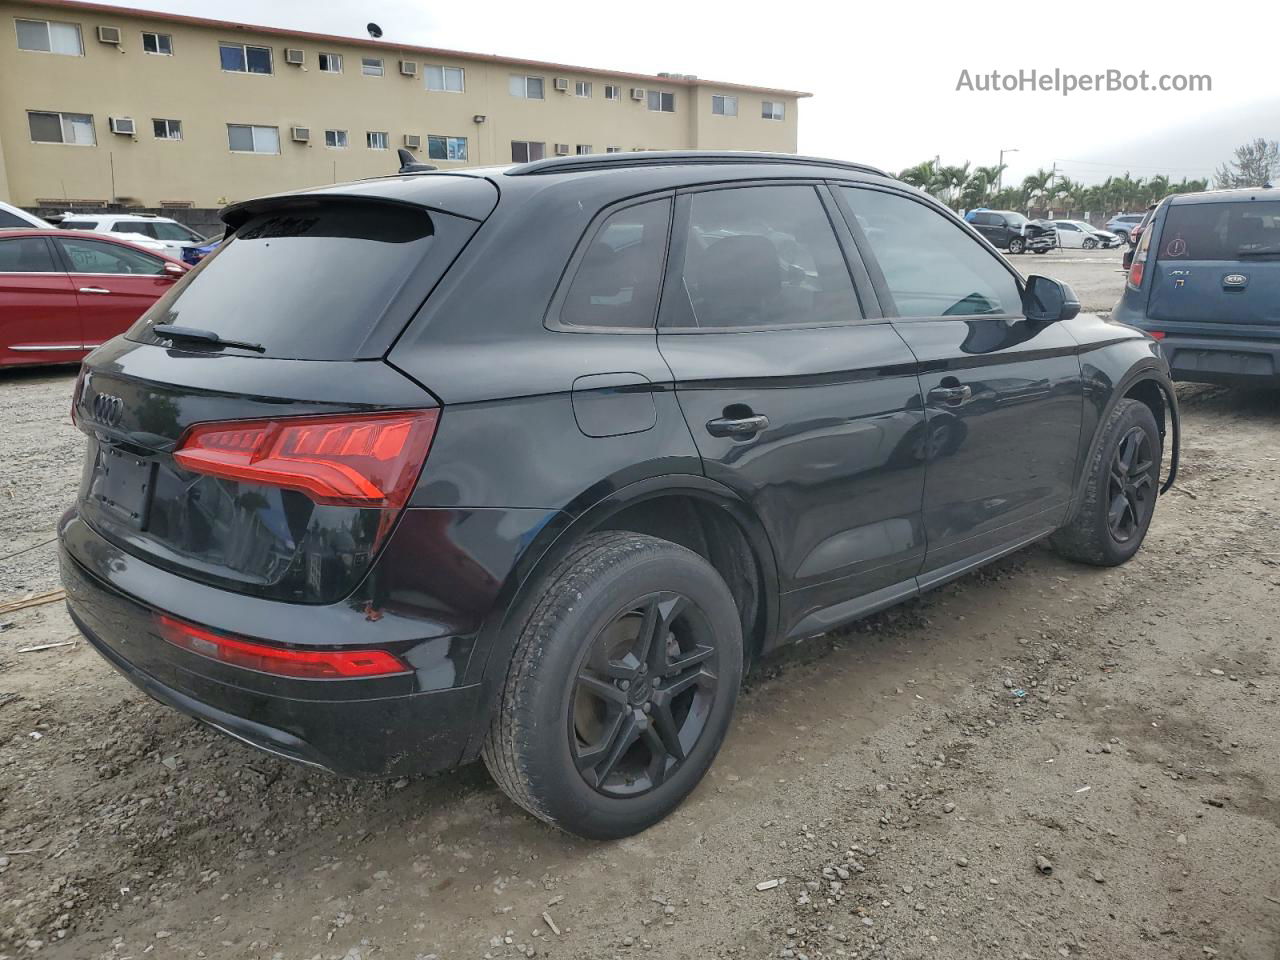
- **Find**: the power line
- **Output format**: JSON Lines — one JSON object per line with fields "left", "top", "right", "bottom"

{"left": 1052, "top": 157, "right": 1214, "bottom": 173}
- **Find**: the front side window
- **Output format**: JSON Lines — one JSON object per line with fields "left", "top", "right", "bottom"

{"left": 0, "top": 237, "right": 59, "bottom": 273}
{"left": 29, "top": 111, "right": 95, "bottom": 145}
{"left": 427, "top": 135, "right": 467, "bottom": 161}
{"left": 762, "top": 100, "right": 785, "bottom": 120}
{"left": 153, "top": 118, "right": 182, "bottom": 140}
{"left": 560, "top": 198, "right": 671, "bottom": 329}
{"left": 142, "top": 31, "right": 172, "bottom": 55}
{"left": 325, "top": 129, "right": 348, "bottom": 148}
{"left": 841, "top": 187, "right": 1020, "bottom": 318}
{"left": 509, "top": 74, "right": 544, "bottom": 99}
{"left": 57, "top": 237, "right": 164, "bottom": 275}
{"left": 220, "top": 42, "right": 272, "bottom": 74}
{"left": 511, "top": 141, "right": 546, "bottom": 163}
{"left": 361, "top": 56, "right": 383, "bottom": 76}
{"left": 425, "top": 64, "right": 464, "bottom": 92}
{"left": 711, "top": 95, "right": 737, "bottom": 116}
{"left": 317, "top": 52, "right": 342, "bottom": 73}
{"left": 574, "top": 80, "right": 592, "bottom": 98}
{"left": 647, "top": 90, "right": 675, "bottom": 113}
{"left": 16, "top": 18, "right": 82, "bottom": 55}
{"left": 666, "top": 185, "right": 861, "bottom": 330}
{"left": 604, "top": 84, "right": 620, "bottom": 101}
{"left": 227, "top": 123, "right": 280, "bottom": 154}
{"left": 366, "top": 131, "right": 389, "bottom": 150}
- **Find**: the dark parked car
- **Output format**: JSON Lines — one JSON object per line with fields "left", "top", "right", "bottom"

{"left": 966, "top": 209, "right": 1056, "bottom": 254}
{"left": 60, "top": 152, "right": 1179, "bottom": 839}
{"left": 1113, "top": 187, "right": 1280, "bottom": 386}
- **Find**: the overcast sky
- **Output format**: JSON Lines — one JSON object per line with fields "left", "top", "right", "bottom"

{"left": 94, "top": 0, "right": 1277, "bottom": 186}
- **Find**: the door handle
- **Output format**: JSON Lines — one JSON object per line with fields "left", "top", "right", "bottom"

{"left": 928, "top": 385, "right": 972, "bottom": 405}
{"left": 78, "top": 286, "right": 111, "bottom": 295}
{"left": 706, "top": 414, "right": 769, "bottom": 438}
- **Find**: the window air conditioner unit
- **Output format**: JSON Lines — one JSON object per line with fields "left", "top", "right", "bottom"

{"left": 554, "top": 143, "right": 570, "bottom": 156}
{"left": 291, "top": 126, "right": 311, "bottom": 142}
{"left": 108, "top": 116, "right": 135, "bottom": 136}
{"left": 284, "top": 47, "right": 305, "bottom": 65}
{"left": 400, "top": 60, "right": 418, "bottom": 76}
{"left": 630, "top": 87, "right": 645, "bottom": 101}
{"left": 403, "top": 134, "right": 421, "bottom": 150}
{"left": 553, "top": 77, "right": 569, "bottom": 92}
{"left": 97, "top": 25, "right": 121, "bottom": 44}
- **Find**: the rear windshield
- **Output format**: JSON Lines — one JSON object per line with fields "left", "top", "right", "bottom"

{"left": 60, "top": 219, "right": 98, "bottom": 230}
{"left": 131, "top": 200, "right": 464, "bottom": 360}
{"left": 1157, "top": 200, "right": 1280, "bottom": 261}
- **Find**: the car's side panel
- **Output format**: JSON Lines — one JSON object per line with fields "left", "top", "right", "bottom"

{"left": 0, "top": 269, "right": 82, "bottom": 365}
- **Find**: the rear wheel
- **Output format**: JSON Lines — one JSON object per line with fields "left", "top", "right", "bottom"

{"left": 1008, "top": 236, "right": 1026, "bottom": 254}
{"left": 1051, "top": 399, "right": 1161, "bottom": 566}
{"left": 1115, "top": 230, "right": 1130, "bottom": 245}
{"left": 483, "top": 532, "right": 743, "bottom": 839}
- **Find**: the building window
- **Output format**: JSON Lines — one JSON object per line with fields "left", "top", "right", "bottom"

{"left": 317, "top": 52, "right": 342, "bottom": 73}
{"left": 762, "top": 100, "right": 785, "bottom": 120}
{"left": 152, "top": 118, "right": 182, "bottom": 140}
{"left": 361, "top": 56, "right": 383, "bottom": 76}
{"left": 711, "top": 95, "right": 738, "bottom": 116}
{"left": 509, "top": 75, "right": 545, "bottom": 100}
{"left": 219, "top": 42, "right": 272, "bottom": 74}
{"left": 141, "top": 31, "right": 172, "bottom": 55}
{"left": 28, "top": 111, "right": 95, "bottom": 145}
{"left": 367, "top": 131, "right": 389, "bottom": 150}
{"left": 576, "top": 145, "right": 593, "bottom": 155}
{"left": 427, "top": 135, "right": 468, "bottom": 162}
{"left": 604, "top": 84, "right": 620, "bottom": 101}
{"left": 16, "top": 18, "right": 83, "bottom": 55}
{"left": 647, "top": 90, "right": 675, "bottom": 113}
{"left": 574, "top": 80, "right": 592, "bottom": 98}
{"left": 425, "top": 65, "right": 464, "bottom": 92}
{"left": 511, "top": 141, "right": 546, "bottom": 163}
{"left": 606, "top": 146, "right": 622, "bottom": 153}
{"left": 324, "top": 129, "right": 348, "bottom": 148}
{"left": 227, "top": 123, "right": 280, "bottom": 154}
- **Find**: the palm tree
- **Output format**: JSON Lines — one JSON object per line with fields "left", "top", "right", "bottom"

{"left": 898, "top": 160, "right": 938, "bottom": 191}
{"left": 1021, "top": 168, "right": 1055, "bottom": 213}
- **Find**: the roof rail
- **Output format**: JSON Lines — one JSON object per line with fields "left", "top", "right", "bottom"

{"left": 506, "top": 150, "right": 893, "bottom": 179}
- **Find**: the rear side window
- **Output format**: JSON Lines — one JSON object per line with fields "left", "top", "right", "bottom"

{"left": 113, "top": 222, "right": 156, "bottom": 237}
{"left": 0, "top": 237, "right": 59, "bottom": 272}
{"left": 560, "top": 198, "right": 671, "bottom": 329}
{"left": 131, "top": 200, "right": 465, "bottom": 360}
{"left": 58, "top": 237, "right": 165, "bottom": 274}
{"left": 665, "top": 185, "right": 861, "bottom": 329}
{"left": 0, "top": 210, "right": 31, "bottom": 228}
{"left": 1157, "top": 200, "right": 1280, "bottom": 260}
{"left": 59, "top": 219, "right": 98, "bottom": 230}
{"left": 841, "top": 187, "right": 1020, "bottom": 318}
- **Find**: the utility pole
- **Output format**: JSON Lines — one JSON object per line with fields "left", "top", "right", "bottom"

{"left": 998, "top": 147, "right": 1018, "bottom": 193}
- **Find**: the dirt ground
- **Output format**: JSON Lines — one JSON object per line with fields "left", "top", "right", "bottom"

{"left": 2, "top": 276, "right": 1278, "bottom": 959}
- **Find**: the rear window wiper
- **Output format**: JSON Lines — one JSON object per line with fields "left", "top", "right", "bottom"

{"left": 152, "top": 323, "right": 265, "bottom": 353}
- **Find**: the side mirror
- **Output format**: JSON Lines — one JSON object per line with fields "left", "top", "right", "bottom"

{"left": 162, "top": 261, "right": 185, "bottom": 278}
{"left": 1023, "top": 275, "right": 1080, "bottom": 323}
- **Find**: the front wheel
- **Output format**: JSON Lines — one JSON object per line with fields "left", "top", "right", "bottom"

{"left": 1008, "top": 236, "right": 1026, "bottom": 254}
{"left": 483, "top": 532, "right": 743, "bottom": 839}
{"left": 1051, "top": 399, "right": 1161, "bottom": 566}
{"left": 1034, "top": 247, "right": 1050, "bottom": 254}
{"left": 1083, "top": 237, "right": 1098, "bottom": 250}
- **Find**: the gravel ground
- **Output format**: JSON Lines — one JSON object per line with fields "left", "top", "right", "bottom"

{"left": 1, "top": 262, "right": 1277, "bottom": 960}
{"left": 1011, "top": 246, "right": 1130, "bottom": 313}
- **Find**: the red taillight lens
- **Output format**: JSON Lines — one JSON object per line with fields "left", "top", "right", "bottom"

{"left": 155, "top": 613, "right": 410, "bottom": 679}
{"left": 1128, "top": 260, "right": 1144, "bottom": 288}
{"left": 173, "top": 410, "right": 438, "bottom": 508}
{"left": 1148, "top": 331, "right": 1165, "bottom": 340}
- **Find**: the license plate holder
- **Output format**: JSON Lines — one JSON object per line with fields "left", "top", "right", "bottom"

{"left": 90, "top": 447, "right": 155, "bottom": 530}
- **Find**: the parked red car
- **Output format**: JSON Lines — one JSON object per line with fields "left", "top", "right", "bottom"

{"left": 0, "top": 229, "right": 187, "bottom": 368}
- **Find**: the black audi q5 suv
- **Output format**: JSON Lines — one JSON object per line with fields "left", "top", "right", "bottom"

{"left": 61, "top": 151, "right": 1179, "bottom": 839}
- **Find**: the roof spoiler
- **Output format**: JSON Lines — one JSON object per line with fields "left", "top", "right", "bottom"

{"left": 398, "top": 148, "right": 438, "bottom": 174}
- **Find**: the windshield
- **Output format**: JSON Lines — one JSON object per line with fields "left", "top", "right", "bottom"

{"left": 1157, "top": 200, "right": 1280, "bottom": 260}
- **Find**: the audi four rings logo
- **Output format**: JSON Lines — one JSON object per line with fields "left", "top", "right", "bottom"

{"left": 91, "top": 392, "right": 124, "bottom": 427}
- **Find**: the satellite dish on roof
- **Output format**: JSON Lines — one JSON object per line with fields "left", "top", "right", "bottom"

{"left": 367, "top": 22, "right": 383, "bottom": 39}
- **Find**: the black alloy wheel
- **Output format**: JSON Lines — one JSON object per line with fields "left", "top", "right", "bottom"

{"left": 1106, "top": 425, "right": 1156, "bottom": 543}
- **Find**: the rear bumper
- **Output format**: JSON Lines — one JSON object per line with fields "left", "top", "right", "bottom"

{"left": 1157, "top": 335, "right": 1280, "bottom": 386}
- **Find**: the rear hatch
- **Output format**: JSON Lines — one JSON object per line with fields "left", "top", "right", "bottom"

{"left": 1146, "top": 194, "right": 1280, "bottom": 337}
{"left": 69, "top": 178, "right": 497, "bottom": 604}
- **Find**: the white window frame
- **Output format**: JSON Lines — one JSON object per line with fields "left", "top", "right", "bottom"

{"left": 425, "top": 64, "right": 465, "bottom": 93}
{"left": 606, "top": 146, "right": 622, "bottom": 153}
{"left": 227, "top": 123, "right": 280, "bottom": 155}
{"left": 510, "top": 140, "right": 546, "bottom": 163}
{"left": 509, "top": 74, "right": 545, "bottom": 100}
{"left": 324, "top": 129, "right": 348, "bottom": 148}
{"left": 762, "top": 100, "right": 785, "bottom": 121}
{"left": 603, "top": 84, "right": 620, "bottom": 101}
{"left": 711, "top": 94, "right": 738, "bottom": 117}
{"left": 152, "top": 118, "right": 182, "bottom": 140}
{"left": 574, "top": 80, "right": 592, "bottom": 98}
{"left": 366, "top": 130, "right": 389, "bottom": 150}
{"left": 647, "top": 90, "right": 676, "bottom": 113}
{"left": 15, "top": 18, "right": 83, "bottom": 56}
{"left": 219, "top": 41, "right": 273, "bottom": 75}
{"left": 317, "top": 52, "right": 342, "bottom": 73}
{"left": 576, "top": 144, "right": 593, "bottom": 155}
{"left": 426, "top": 134, "right": 468, "bottom": 162}
{"left": 28, "top": 111, "right": 95, "bottom": 145}
{"left": 141, "top": 31, "right": 172, "bottom": 55}
{"left": 361, "top": 56, "right": 383, "bottom": 77}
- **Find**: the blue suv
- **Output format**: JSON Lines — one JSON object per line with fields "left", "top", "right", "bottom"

{"left": 1113, "top": 188, "right": 1280, "bottom": 387}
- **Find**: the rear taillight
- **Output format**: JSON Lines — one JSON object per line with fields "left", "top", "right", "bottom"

{"left": 1128, "top": 259, "right": 1144, "bottom": 288}
{"left": 155, "top": 613, "right": 410, "bottom": 679}
{"left": 1148, "top": 331, "right": 1165, "bottom": 340}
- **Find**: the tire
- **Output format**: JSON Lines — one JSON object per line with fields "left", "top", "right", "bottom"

{"left": 1083, "top": 238, "right": 1098, "bottom": 250}
{"left": 1051, "top": 399, "right": 1161, "bottom": 567}
{"left": 1008, "top": 237, "right": 1026, "bottom": 254}
{"left": 1034, "top": 247, "right": 1050, "bottom": 254}
{"left": 1115, "top": 230, "right": 1130, "bottom": 245}
{"left": 482, "top": 531, "right": 744, "bottom": 840}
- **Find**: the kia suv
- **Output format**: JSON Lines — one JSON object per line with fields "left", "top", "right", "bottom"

{"left": 61, "top": 152, "right": 1179, "bottom": 839}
